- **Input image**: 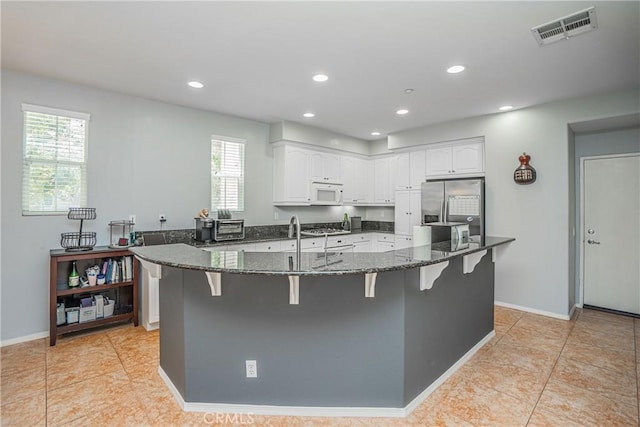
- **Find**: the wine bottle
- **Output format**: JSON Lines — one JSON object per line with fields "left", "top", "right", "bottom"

{"left": 68, "top": 261, "right": 79, "bottom": 288}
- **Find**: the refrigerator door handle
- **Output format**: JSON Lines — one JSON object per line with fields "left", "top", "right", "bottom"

{"left": 444, "top": 199, "right": 449, "bottom": 223}
{"left": 439, "top": 201, "right": 445, "bottom": 222}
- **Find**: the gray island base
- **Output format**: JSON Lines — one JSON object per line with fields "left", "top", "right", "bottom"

{"left": 131, "top": 237, "right": 513, "bottom": 418}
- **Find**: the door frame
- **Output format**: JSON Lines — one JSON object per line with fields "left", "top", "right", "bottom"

{"left": 579, "top": 152, "right": 640, "bottom": 307}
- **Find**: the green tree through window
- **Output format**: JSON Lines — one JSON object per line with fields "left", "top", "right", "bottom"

{"left": 22, "top": 104, "right": 89, "bottom": 215}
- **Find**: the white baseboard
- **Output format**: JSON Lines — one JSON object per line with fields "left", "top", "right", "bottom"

{"left": 158, "top": 330, "right": 496, "bottom": 418}
{"left": 1, "top": 331, "right": 48, "bottom": 348}
{"left": 495, "top": 300, "right": 571, "bottom": 320}
{"left": 143, "top": 322, "right": 159, "bottom": 331}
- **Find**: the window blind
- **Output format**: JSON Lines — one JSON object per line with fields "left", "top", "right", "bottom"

{"left": 22, "top": 104, "right": 89, "bottom": 215}
{"left": 211, "top": 136, "right": 245, "bottom": 212}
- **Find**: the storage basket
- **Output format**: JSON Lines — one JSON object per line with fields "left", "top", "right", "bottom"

{"left": 60, "top": 232, "right": 97, "bottom": 251}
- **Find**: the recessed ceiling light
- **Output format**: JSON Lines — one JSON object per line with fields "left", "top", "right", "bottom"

{"left": 396, "top": 109, "right": 409, "bottom": 115}
{"left": 313, "top": 74, "right": 329, "bottom": 82}
{"left": 499, "top": 105, "right": 514, "bottom": 111}
{"left": 404, "top": 88, "right": 414, "bottom": 94}
{"left": 303, "top": 112, "right": 315, "bottom": 118}
{"left": 187, "top": 81, "right": 204, "bottom": 89}
{"left": 371, "top": 131, "right": 381, "bottom": 136}
{"left": 446, "top": 65, "right": 466, "bottom": 74}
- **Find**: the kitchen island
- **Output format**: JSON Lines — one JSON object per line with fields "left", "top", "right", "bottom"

{"left": 131, "top": 236, "right": 513, "bottom": 418}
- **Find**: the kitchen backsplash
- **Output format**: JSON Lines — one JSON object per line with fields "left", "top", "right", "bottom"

{"left": 135, "top": 221, "right": 394, "bottom": 246}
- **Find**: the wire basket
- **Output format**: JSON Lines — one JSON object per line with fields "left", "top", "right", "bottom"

{"left": 67, "top": 207, "right": 96, "bottom": 221}
{"left": 60, "top": 232, "right": 97, "bottom": 251}
{"left": 62, "top": 207, "right": 97, "bottom": 251}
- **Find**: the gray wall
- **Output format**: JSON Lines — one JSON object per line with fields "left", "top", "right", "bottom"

{"left": 388, "top": 89, "right": 639, "bottom": 318}
{"left": 573, "top": 127, "right": 640, "bottom": 305}
{"left": 0, "top": 70, "right": 368, "bottom": 342}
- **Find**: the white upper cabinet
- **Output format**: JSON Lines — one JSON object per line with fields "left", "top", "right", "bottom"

{"left": 341, "top": 155, "right": 372, "bottom": 205}
{"left": 273, "top": 145, "right": 312, "bottom": 205}
{"left": 310, "top": 151, "right": 341, "bottom": 183}
{"left": 395, "top": 150, "right": 426, "bottom": 190}
{"left": 373, "top": 156, "right": 396, "bottom": 205}
{"left": 452, "top": 143, "right": 484, "bottom": 175}
{"left": 426, "top": 141, "right": 484, "bottom": 178}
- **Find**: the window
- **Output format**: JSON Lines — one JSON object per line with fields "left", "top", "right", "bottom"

{"left": 211, "top": 135, "right": 245, "bottom": 211}
{"left": 22, "top": 104, "right": 90, "bottom": 215}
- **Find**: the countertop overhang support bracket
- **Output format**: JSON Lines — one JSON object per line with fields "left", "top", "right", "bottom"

{"left": 365, "top": 273, "right": 377, "bottom": 298}
{"left": 463, "top": 250, "right": 487, "bottom": 274}
{"left": 136, "top": 257, "right": 163, "bottom": 279}
{"left": 205, "top": 272, "right": 222, "bottom": 296}
{"left": 288, "top": 275, "right": 300, "bottom": 305}
{"left": 419, "top": 261, "right": 449, "bottom": 290}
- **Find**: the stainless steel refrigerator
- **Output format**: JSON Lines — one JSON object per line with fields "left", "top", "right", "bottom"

{"left": 421, "top": 177, "right": 485, "bottom": 243}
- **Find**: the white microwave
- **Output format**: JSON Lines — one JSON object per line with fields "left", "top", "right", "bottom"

{"left": 310, "top": 181, "right": 343, "bottom": 205}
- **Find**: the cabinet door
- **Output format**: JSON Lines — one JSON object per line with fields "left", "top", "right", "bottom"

{"left": 340, "top": 156, "right": 357, "bottom": 203}
{"left": 353, "top": 240, "right": 372, "bottom": 252}
{"left": 324, "top": 153, "right": 341, "bottom": 182}
{"left": 355, "top": 158, "right": 373, "bottom": 203}
{"left": 373, "top": 158, "right": 392, "bottom": 204}
{"left": 395, "top": 189, "right": 422, "bottom": 236}
{"left": 310, "top": 151, "right": 341, "bottom": 182}
{"left": 409, "top": 150, "right": 426, "bottom": 188}
{"left": 377, "top": 241, "right": 395, "bottom": 252}
{"left": 309, "top": 151, "right": 325, "bottom": 182}
{"left": 452, "top": 143, "right": 484, "bottom": 175}
{"left": 225, "top": 243, "right": 256, "bottom": 252}
{"left": 285, "top": 147, "right": 311, "bottom": 202}
{"left": 394, "top": 235, "right": 413, "bottom": 250}
{"left": 395, "top": 152, "right": 411, "bottom": 190}
{"left": 394, "top": 190, "right": 412, "bottom": 235}
{"left": 426, "top": 147, "right": 453, "bottom": 177}
{"left": 254, "top": 241, "right": 282, "bottom": 252}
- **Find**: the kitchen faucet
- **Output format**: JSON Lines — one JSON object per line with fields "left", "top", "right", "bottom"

{"left": 288, "top": 215, "right": 301, "bottom": 265}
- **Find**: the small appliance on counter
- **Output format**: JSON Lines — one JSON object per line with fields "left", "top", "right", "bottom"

{"left": 350, "top": 216, "right": 362, "bottom": 232}
{"left": 195, "top": 217, "right": 215, "bottom": 243}
{"left": 213, "top": 218, "right": 245, "bottom": 241}
{"left": 429, "top": 222, "right": 470, "bottom": 251}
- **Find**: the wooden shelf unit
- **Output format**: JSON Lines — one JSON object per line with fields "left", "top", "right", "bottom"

{"left": 49, "top": 246, "right": 139, "bottom": 346}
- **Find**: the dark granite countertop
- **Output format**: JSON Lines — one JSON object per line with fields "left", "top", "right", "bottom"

{"left": 130, "top": 236, "right": 514, "bottom": 276}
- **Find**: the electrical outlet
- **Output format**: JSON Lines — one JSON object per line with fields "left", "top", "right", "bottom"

{"left": 245, "top": 360, "right": 257, "bottom": 378}
{"left": 159, "top": 214, "right": 166, "bottom": 222}
{"left": 129, "top": 214, "right": 136, "bottom": 224}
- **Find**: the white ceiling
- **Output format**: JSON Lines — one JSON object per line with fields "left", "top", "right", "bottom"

{"left": 2, "top": 1, "right": 639, "bottom": 141}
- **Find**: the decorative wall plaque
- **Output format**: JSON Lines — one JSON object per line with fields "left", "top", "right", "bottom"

{"left": 514, "top": 152, "right": 537, "bottom": 184}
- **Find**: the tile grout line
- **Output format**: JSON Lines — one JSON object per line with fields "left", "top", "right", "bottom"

{"left": 523, "top": 309, "right": 579, "bottom": 426}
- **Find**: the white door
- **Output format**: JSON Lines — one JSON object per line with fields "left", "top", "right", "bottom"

{"left": 582, "top": 154, "right": 640, "bottom": 314}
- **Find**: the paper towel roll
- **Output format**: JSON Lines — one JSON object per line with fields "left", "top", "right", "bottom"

{"left": 413, "top": 225, "right": 431, "bottom": 247}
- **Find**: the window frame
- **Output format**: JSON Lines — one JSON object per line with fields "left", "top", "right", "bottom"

{"left": 21, "top": 103, "right": 90, "bottom": 216}
{"left": 211, "top": 134, "right": 246, "bottom": 213}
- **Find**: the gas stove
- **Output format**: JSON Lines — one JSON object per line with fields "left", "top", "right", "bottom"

{"left": 300, "top": 228, "right": 351, "bottom": 237}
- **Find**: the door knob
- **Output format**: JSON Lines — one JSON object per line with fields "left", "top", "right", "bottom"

{"left": 587, "top": 239, "right": 601, "bottom": 245}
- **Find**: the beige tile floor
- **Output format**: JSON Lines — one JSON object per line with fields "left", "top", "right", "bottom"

{"left": 1, "top": 306, "right": 638, "bottom": 426}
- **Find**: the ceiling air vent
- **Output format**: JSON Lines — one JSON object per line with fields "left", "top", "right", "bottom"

{"left": 531, "top": 7, "right": 598, "bottom": 46}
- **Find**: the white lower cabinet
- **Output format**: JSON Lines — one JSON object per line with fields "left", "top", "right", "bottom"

{"left": 372, "top": 233, "right": 395, "bottom": 252}
{"left": 394, "top": 235, "right": 413, "bottom": 249}
{"left": 254, "top": 241, "right": 282, "bottom": 252}
{"left": 350, "top": 234, "right": 372, "bottom": 252}
{"left": 301, "top": 238, "right": 324, "bottom": 252}
{"left": 225, "top": 243, "right": 256, "bottom": 252}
